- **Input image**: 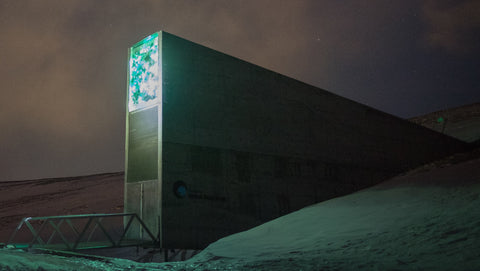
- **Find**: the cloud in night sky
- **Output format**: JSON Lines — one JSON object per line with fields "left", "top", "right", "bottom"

{"left": 422, "top": 0, "right": 480, "bottom": 54}
{"left": 0, "top": 0, "right": 479, "bottom": 181}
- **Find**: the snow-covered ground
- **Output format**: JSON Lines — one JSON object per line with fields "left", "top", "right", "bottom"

{"left": 1, "top": 151, "right": 479, "bottom": 270}
{"left": 409, "top": 102, "right": 480, "bottom": 144}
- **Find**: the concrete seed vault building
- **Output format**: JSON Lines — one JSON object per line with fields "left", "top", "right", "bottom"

{"left": 124, "top": 31, "right": 468, "bottom": 249}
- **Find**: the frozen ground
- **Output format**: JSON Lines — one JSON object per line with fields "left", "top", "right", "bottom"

{"left": 1, "top": 150, "right": 479, "bottom": 270}
{"left": 0, "top": 172, "right": 124, "bottom": 242}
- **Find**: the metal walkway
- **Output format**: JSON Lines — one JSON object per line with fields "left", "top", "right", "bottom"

{"left": 7, "top": 213, "right": 159, "bottom": 251}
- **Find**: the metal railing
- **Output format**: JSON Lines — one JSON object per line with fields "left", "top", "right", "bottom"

{"left": 8, "top": 213, "right": 159, "bottom": 251}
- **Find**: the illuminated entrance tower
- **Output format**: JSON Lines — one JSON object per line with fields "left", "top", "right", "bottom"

{"left": 124, "top": 33, "right": 162, "bottom": 241}
{"left": 125, "top": 31, "right": 467, "bottom": 249}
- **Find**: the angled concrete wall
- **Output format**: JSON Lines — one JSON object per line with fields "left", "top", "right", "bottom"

{"left": 125, "top": 31, "right": 469, "bottom": 249}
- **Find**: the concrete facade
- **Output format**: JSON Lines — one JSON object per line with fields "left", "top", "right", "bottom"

{"left": 125, "top": 31, "right": 468, "bottom": 249}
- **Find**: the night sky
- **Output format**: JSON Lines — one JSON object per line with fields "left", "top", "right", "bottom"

{"left": 1, "top": 0, "right": 479, "bottom": 182}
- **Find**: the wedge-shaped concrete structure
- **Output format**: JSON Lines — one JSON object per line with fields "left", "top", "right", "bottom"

{"left": 124, "top": 31, "right": 468, "bottom": 249}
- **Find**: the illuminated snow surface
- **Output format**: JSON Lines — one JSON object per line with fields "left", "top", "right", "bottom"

{"left": 1, "top": 155, "right": 479, "bottom": 270}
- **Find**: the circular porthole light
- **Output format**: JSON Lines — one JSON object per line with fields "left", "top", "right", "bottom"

{"left": 173, "top": 181, "right": 187, "bottom": 198}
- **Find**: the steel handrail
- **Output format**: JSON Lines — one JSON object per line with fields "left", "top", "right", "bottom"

{"left": 8, "top": 213, "right": 159, "bottom": 251}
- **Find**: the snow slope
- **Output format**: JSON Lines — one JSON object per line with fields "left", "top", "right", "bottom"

{"left": 1, "top": 151, "right": 479, "bottom": 270}
{"left": 187, "top": 155, "right": 480, "bottom": 270}
{"left": 410, "top": 102, "right": 480, "bottom": 143}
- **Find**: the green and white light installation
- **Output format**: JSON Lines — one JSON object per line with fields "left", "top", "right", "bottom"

{"left": 128, "top": 33, "right": 159, "bottom": 112}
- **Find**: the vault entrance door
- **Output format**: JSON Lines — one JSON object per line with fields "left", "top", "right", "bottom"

{"left": 125, "top": 106, "right": 161, "bottom": 240}
{"left": 140, "top": 179, "right": 161, "bottom": 240}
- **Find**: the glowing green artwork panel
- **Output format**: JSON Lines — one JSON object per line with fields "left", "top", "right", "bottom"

{"left": 128, "top": 33, "right": 159, "bottom": 112}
